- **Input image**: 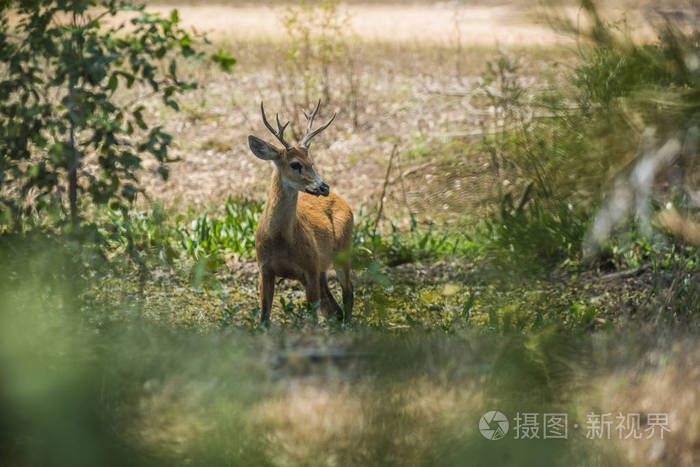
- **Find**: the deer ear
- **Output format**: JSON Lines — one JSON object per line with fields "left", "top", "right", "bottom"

{"left": 248, "top": 135, "right": 280, "bottom": 161}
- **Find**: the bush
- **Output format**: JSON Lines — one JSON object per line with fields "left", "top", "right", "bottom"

{"left": 0, "top": 0, "right": 234, "bottom": 235}
{"left": 476, "top": 201, "right": 589, "bottom": 272}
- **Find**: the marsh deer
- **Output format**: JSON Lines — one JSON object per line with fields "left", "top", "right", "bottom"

{"left": 248, "top": 101, "right": 353, "bottom": 324}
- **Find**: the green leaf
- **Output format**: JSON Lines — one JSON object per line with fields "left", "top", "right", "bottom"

{"left": 211, "top": 49, "right": 236, "bottom": 73}
{"left": 157, "top": 165, "right": 169, "bottom": 180}
{"left": 133, "top": 108, "right": 147, "bottom": 130}
{"left": 164, "top": 99, "right": 179, "bottom": 111}
{"left": 107, "top": 73, "right": 118, "bottom": 92}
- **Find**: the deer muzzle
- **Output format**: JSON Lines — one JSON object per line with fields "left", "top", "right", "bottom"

{"left": 306, "top": 181, "right": 330, "bottom": 197}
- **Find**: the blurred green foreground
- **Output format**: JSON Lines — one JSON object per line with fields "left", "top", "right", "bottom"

{"left": 0, "top": 239, "right": 697, "bottom": 467}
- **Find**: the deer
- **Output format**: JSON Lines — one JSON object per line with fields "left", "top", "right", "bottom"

{"left": 247, "top": 100, "right": 353, "bottom": 324}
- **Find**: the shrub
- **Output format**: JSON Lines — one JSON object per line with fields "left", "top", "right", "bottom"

{"left": 0, "top": 0, "right": 234, "bottom": 236}
{"left": 474, "top": 201, "right": 589, "bottom": 272}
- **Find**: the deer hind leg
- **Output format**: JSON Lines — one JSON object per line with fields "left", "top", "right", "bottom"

{"left": 319, "top": 271, "right": 343, "bottom": 322}
{"left": 335, "top": 261, "right": 353, "bottom": 323}
{"left": 259, "top": 268, "right": 275, "bottom": 324}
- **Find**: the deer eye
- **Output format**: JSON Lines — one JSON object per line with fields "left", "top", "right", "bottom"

{"left": 290, "top": 161, "right": 303, "bottom": 172}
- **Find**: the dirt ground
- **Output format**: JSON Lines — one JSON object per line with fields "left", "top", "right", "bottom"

{"left": 128, "top": 2, "right": 655, "bottom": 223}
{"left": 129, "top": 3, "right": 576, "bottom": 221}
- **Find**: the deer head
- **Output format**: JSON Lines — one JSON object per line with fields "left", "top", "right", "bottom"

{"left": 248, "top": 100, "right": 336, "bottom": 197}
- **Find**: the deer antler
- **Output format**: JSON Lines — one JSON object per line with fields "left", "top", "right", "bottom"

{"left": 260, "top": 101, "right": 292, "bottom": 151}
{"left": 301, "top": 100, "right": 336, "bottom": 149}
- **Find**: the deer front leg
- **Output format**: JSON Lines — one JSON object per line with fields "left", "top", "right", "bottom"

{"left": 259, "top": 268, "right": 275, "bottom": 324}
{"left": 304, "top": 271, "right": 322, "bottom": 316}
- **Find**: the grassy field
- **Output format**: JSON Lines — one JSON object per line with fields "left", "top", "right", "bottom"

{"left": 1, "top": 1, "right": 699, "bottom": 466}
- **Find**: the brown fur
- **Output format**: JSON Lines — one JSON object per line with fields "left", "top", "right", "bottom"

{"left": 251, "top": 144, "right": 354, "bottom": 324}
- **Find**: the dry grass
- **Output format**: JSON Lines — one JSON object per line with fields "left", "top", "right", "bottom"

{"left": 143, "top": 3, "right": 572, "bottom": 45}
{"left": 124, "top": 1, "right": 668, "bottom": 226}
{"left": 104, "top": 1, "right": 666, "bottom": 230}
{"left": 581, "top": 338, "right": 700, "bottom": 467}
{"left": 132, "top": 43, "right": 571, "bottom": 229}
{"left": 125, "top": 329, "right": 699, "bottom": 467}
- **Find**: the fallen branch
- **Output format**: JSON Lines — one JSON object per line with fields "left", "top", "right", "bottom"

{"left": 601, "top": 265, "right": 650, "bottom": 281}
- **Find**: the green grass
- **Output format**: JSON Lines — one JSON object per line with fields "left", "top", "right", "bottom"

{"left": 353, "top": 212, "right": 472, "bottom": 267}
{"left": 73, "top": 192, "right": 697, "bottom": 336}
{"left": 176, "top": 196, "right": 263, "bottom": 262}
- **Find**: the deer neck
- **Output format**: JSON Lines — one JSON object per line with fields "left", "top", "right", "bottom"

{"left": 263, "top": 170, "right": 298, "bottom": 239}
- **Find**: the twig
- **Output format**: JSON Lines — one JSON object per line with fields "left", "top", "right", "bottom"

{"left": 601, "top": 265, "right": 649, "bottom": 281}
{"left": 394, "top": 145, "right": 413, "bottom": 217}
{"left": 389, "top": 160, "right": 436, "bottom": 186}
{"left": 373, "top": 144, "right": 398, "bottom": 239}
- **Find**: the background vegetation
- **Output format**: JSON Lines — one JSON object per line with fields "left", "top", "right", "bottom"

{"left": 0, "top": 1, "right": 698, "bottom": 466}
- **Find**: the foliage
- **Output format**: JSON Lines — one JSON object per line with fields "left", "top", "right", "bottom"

{"left": 473, "top": 2, "right": 699, "bottom": 274}
{"left": 176, "top": 196, "right": 263, "bottom": 262}
{"left": 0, "top": 240, "right": 270, "bottom": 466}
{"left": 274, "top": 0, "right": 365, "bottom": 133}
{"left": 0, "top": 240, "right": 587, "bottom": 465}
{"left": 475, "top": 51, "right": 595, "bottom": 206}
{"left": 475, "top": 201, "right": 589, "bottom": 271}
{"left": 0, "top": 0, "right": 233, "bottom": 234}
{"left": 571, "top": 4, "right": 700, "bottom": 119}
{"left": 603, "top": 224, "right": 700, "bottom": 319}
{"left": 1, "top": 2, "right": 699, "bottom": 464}
{"left": 85, "top": 191, "right": 695, "bottom": 330}
{"left": 100, "top": 202, "right": 180, "bottom": 267}
{"left": 353, "top": 211, "right": 471, "bottom": 267}
{"left": 94, "top": 196, "right": 263, "bottom": 291}
{"left": 553, "top": 2, "right": 699, "bottom": 251}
